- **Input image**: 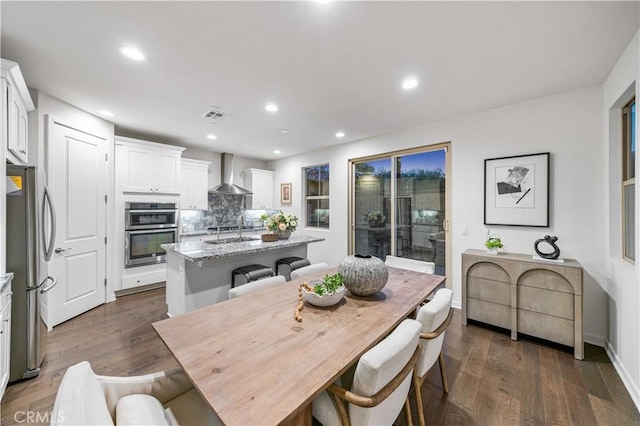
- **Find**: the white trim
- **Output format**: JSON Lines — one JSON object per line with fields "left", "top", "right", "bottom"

{"left": 584, "top": 333, "right": 605, "bottom": 348}
{"left": 0, "top": 59, "right": 35, "bottom": 111}
{"left": 605, "top": 339, "right": 640, "bottom": 412}
{"left": 115, "top": 135, "right": 185, "bottom": 152}
{"left": 183, "top": 158, "right": 212, "bottom": 168}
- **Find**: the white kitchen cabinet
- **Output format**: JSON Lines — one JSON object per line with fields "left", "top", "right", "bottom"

{"left": 244, "top": 168, "right": 274, "bottom": 209}
{"left": 116, "top": 137, "right": 185, "bottom": 194}
{"left": 121, "top": 266, "right": 166, "bottom": 292}
{"left": 0, "top": 273, "right": 13, "bottom": 399}
{"left": 181, "top": 158, "right": 210, "bottom": 210}
{"left": 2, "top": 59, "right": 35, "bottom": 165}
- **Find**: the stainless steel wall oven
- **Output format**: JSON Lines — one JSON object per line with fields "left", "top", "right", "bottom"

{"left": 125, "top": 202, "right": 178, "bottom": 267}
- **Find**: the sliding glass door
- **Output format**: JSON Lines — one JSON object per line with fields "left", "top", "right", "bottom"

{"left": 350, "top": 144, "right": 450, "bottom": 276}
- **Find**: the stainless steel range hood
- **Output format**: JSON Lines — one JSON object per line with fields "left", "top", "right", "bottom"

{"left": 209, "top": 153, "right": 252, "bottom": 195}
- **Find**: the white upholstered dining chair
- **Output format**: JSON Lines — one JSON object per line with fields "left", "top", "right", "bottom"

{"left": 51, "top": 361, "right": 222, "bottom": 426}
{"left": 385, "top": 255, "right": 435, "bottom": 274}
{"left": 228, "top": 275, "right": 286, "bottom": 299}
{"left": 312, "top": 318, "right": 422, "bottom": 426}
{"left": 413, "top": 288, "right": 453, "bottom": 426}
{"left": 290, "top": 262, "right": 329, "bottom": 280}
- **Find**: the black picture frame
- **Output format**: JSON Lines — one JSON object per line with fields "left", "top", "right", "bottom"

{"left": 484, "top": 152, "right": 550, "bottom": 227}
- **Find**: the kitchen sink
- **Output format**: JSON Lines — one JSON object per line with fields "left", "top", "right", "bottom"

{"left": 204, "top": 237, "right": 260, "bottom": 245}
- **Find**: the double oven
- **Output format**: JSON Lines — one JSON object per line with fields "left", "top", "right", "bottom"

{"left": 125, "top": 202, "right": 178, "bottom": 267}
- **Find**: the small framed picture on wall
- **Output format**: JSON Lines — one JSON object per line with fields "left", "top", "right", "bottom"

{"left": 484, "top": 152, "right": 550, "bottom": 227}
{"left": 281, "top": 183, "right": 292, "bottom": 205}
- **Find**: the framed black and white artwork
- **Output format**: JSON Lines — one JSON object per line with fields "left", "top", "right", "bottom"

{"left": 484, "top": 152, "right": 550, "bottom": 227}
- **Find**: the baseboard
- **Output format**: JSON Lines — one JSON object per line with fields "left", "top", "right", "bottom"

{"left": 584, "top": 332, "right": 605, "bottom": 347}
{"left": 605, "top": 339, "right": 640, "bottom": 412}
{"left": 452, "top": 300, "right": 462, "bottom": 310}
{"left": 115, "top": 282, "right": 165, "bottom": 297}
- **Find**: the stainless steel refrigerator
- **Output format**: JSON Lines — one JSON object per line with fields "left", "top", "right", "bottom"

{"left": 6, "top": 165, "right": 57, "bottom": 382}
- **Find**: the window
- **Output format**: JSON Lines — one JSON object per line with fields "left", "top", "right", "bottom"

{"left": 623, "top": 98, "right": 635, "bottom": 262}
{"left": 305, "top": 164, "right": 330, "bottom": 228}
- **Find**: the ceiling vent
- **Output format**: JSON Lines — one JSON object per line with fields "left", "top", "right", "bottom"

{"left": 203, "top": 107, "right": 231, "bottom": 122}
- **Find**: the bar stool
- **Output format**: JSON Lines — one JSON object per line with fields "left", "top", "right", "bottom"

{"left": 231, "top": 264, "right": 274, "bottom": 288}
{"left": 276, "top": 256, "right": 311, "bottom": 281}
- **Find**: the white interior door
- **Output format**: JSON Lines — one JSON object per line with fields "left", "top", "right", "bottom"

{"left": 48, "top": 120, "right": 107, "bottom": 326}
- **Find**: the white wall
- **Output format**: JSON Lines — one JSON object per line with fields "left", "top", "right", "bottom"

{"left": 602, "top": 31, "right": 639, "bottom": 409}
{"left": 269, "top": 85, "right": 607, "bottom": 346}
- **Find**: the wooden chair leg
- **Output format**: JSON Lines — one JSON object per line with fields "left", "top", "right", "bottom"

{"left": 404, "top": 397, "right": 413, "bottom": 426}
{"left": 327, "top": 391, "right": 351, "bottom": 426}
{"left": 438, "top": 352, "right": 449, "bottom": 394}
{"left": 413, "top": 373, "right": 426, "bottom": 426}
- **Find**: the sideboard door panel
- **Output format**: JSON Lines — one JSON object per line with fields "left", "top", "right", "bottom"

{"left": 467, "top": 299, "right": 511, "bottom": 329}
{"left": 518, "top": 284, "right": 574, "bottom": 320}
{"left": 518, "top": 309, "right": 574, "bottom": 346}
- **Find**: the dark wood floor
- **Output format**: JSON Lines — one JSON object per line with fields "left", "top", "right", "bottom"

{"left": 2, "top": 288, "right": 639, "bottom": 425}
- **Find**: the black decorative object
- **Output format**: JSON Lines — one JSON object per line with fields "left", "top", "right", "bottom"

{"left": 534, "top": 235, "right": 560, "bottom": 260}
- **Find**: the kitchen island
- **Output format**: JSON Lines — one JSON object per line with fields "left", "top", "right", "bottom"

{"left": 162, "top": 235, "right": 324, "bottom": 316}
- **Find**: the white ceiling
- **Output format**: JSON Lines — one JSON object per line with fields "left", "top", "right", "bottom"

{"left": 1, "top": 1, "right": 638, "bottom": 160}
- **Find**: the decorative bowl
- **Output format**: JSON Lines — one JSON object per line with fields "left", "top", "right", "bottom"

{"left": 302, "top": 283, "right": 346, "bottom": 307}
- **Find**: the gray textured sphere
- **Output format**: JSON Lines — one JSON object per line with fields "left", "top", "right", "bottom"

{"left": 339, "top": 254, "right": 389, "bottom": 296}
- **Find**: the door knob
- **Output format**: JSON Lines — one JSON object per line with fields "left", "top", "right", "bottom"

{"left": 54, "top": 247, "right": 70, "bottom": 254}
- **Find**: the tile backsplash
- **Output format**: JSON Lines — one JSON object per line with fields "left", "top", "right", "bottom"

{"left": 179, "top": 194, "right": 273, "bottom": 232}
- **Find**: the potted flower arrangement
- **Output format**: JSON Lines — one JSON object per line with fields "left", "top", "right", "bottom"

{"left": 364, "top": 210, "right": 386, "bottom": 227}
{"left": 485, "top": 233, "right": 504, "bottom": 255}
{"left": 261, "top": 210, "right": 298, "bottom": 240}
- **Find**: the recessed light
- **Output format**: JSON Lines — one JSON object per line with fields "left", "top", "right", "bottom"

{"left": 98, "top": 110, "right": 115, "bottom": 118}
{"left": 335, "top": 132, "right": 345, "bottom": 138}
{"left": 265, "top": 103, "right": 279, "bottom": 112}
{"left": 119, "top": 46, "right": 146, "bottom": 61}
{"left": 273, "top": 150, "right": 282, "bottom": 154}
{"left": 401, "top": 77, "right": 419, "bottom": 90}
{"left": 207, "top": 134, "right": 217, "bottom": 140}
{"left": 280, "top": 129, "right": 289, "bottom": 134}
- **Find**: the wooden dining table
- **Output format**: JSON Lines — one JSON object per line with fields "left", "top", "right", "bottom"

{"left": 152, "top": 266, "right": 446, "bottom": 425}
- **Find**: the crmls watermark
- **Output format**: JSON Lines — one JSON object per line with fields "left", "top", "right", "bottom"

{"left": 14, "top": 410, "right": 64, "bottom": 424}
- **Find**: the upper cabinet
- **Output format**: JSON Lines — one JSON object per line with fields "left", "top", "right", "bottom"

{"left": 181, "top": 158, "right": 210, "bottom": 210}
{"left": 244, "top": 168, "right": 274, "bottom": 209}
{"left": 116, "top": 137, "right": 185, "bottom": 195}
{"left": 1, "top": 59, "right": 35, "bottom": 165}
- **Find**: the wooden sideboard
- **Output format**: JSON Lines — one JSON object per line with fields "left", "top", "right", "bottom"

{"left": 461, "top": 249, "right": 583, "bottom": 359}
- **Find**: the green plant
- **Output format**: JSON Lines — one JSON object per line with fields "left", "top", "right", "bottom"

{"left": 312, "top": 273, "right": 345, "bottom": 296}
{"left": 363, "top": 210, "right": 385, "bottom": 223}
{"left": 485, "top": 235, "right": 504, "bottom": 249}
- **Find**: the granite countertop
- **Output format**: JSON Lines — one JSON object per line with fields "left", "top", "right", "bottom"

{"left": 162, "top": 235, "right": 325, "bottom": 262}
{"left": 180, "top": 227, "right": 267, "bottom": 238}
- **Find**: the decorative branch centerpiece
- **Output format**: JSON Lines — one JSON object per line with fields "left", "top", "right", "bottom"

{"left": 262, "top": 211, "right": 298, "bottom": 240}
